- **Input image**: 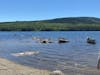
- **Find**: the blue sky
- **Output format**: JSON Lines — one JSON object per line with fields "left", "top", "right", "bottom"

{"left": 0, "top": 0, "right": 100, "bottom": 22}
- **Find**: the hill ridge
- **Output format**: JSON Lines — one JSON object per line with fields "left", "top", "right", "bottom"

{"left": 0, "top": 17, "right": 100, "bottom": 31}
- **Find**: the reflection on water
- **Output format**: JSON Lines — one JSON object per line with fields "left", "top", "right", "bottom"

{"left": 0, "top": 31, "right": 99, "bottom": 72}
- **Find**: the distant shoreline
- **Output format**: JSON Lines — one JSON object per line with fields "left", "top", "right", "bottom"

{"left": 0, "top": 17, "right": 100, "bottom": 31}
{"left": 0, "top": 30, "right": 100, "bottom": 31}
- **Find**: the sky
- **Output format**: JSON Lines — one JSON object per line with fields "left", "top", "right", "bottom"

{"left": 0, "top": 0, "right": 100, "bottom": 22}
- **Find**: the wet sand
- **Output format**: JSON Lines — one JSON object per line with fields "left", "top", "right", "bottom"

{"left": 63, "top": 66, "right": 100, "bottom": 75}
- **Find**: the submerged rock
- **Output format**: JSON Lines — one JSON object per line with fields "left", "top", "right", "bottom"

{"left": 32, "top": 37, "right": 41, "bottom": 41}
{"left": 40, "top": 39, "right": 53, "bottom": 44}
{"left": 12, "top": 51, "right": 39, "bottom": 57}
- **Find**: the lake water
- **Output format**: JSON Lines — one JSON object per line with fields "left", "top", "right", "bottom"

{"left": 0, "top": 31, "right": 100, "bottom": 72}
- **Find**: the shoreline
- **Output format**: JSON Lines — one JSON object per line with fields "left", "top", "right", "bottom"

{"left": 0, "top": 58, "right": 100, "bottom": 75}
{"left": 0, "top": 58, "right": 50, "bottom": 75}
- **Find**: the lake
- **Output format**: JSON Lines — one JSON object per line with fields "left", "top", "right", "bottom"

{"left": 0, "top": 31, "right": 100, "bottom": 72}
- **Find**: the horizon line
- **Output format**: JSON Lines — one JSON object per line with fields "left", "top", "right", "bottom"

{"left": 0, "top": 16, "right": 100, "bottom": 23}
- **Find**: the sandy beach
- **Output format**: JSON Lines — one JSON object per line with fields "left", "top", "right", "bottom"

{"left": 0, "top": 58, "right": 100, "bottom": 75}
{"left": 0, "top": 58, "right": 50, "bottom": 75}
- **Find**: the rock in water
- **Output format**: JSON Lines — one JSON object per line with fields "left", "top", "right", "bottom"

{"left": 50, "top": 70, "right": 64, "bottom": 75}
{"left": 58, "top": 38, "right": 69, "bottom": 43}
{"left": 87, "top": 37, "right": 96, "bottom": 44}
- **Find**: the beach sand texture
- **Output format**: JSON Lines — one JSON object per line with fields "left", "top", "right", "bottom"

{"left": 0, "top": 58, "right": 100, "bottom": 75}
{"left": 0, "top": 58, "right": 50, "bottom": 75}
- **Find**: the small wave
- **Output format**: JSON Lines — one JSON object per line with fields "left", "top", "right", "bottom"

{"left": 74, "top": 63, "right": 88, "bottom": 69}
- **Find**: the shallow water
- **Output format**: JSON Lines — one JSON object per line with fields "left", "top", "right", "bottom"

{"left": 0, "top": 31, "right": 100, "bottom": 72}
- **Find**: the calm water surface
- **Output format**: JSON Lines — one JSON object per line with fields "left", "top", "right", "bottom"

{"left": 0, "top": 31, "right": 100, "bottom": 71}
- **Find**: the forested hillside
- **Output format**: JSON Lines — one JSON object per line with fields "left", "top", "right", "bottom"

{"left": 0, "top": 17, "right": 100, "bottom": 31}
